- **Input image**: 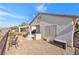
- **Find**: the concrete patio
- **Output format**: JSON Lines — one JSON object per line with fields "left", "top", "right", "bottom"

{"left": 4, "top": 36, "right": 75, "bottom": 55}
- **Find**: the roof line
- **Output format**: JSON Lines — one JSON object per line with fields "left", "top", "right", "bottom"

{"left": 40, "top": 12, "right": 79, "bottom": 17}
{"left": 29, "top": 12, "right": 79, "bottom": 25}
{"left": 29, "top": 13, "right": 40, "bottom": 25}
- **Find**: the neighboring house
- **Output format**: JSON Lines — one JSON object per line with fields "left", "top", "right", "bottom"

{"left": 18, "top": 25, "right": 29, "bottom": 32}
{"left": 17, "top": 25, "right": 29, "bottom": 37}
{"left": 30, "top": 13, "right": 79, "bottom": 47}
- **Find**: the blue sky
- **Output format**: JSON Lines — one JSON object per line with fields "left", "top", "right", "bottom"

{"left": 0, "top": 3, "right": 79, "bottom": 28}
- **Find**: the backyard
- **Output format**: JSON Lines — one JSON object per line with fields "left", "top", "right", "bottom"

{"left": 4, "top": 34, "right": 75, "bottom": 55}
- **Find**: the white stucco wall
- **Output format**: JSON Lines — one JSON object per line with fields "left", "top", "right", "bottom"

{"left": 31, "top": 14, "right": 74, "bottom": 47}
{"left": 31, "top": 26, "right": 36, "bottom": 31}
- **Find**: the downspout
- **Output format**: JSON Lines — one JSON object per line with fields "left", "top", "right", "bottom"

{"left": 72, "top": 17, "right": 75, "bottom": 47}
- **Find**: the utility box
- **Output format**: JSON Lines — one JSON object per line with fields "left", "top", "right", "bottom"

{"left": 35, "top": 33, "right": 41, "bottom": 40}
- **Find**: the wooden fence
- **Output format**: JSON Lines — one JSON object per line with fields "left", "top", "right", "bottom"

{"left": 0, "top": 30, "right": 9, "bottom": 55}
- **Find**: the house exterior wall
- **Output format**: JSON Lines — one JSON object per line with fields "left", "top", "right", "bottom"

{"left": 31, "top": 14, "right": 74, "bottom": 47}
{"left": 31, "top": 26, "right": 36, "bottom": 31}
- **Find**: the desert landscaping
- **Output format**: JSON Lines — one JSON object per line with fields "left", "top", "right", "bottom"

{"left": 3, "top": 31, "right": 74, "bottom": 55}
{"left": 5, "top": 37, "right": 74, "bottom": 55}
{"left": 0, "top": 28, "right": 75, "bottom": 55}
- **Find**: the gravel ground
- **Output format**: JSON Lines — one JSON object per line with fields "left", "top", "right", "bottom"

{"left": 5, "top": 36, "right": 75, "bottom": 55}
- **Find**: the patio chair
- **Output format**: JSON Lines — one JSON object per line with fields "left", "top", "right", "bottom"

{"left": 8, "top": 35, "right": 18, "bottom": 50}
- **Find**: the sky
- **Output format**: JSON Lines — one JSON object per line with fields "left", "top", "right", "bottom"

{"left": 0, "top": 3, "right": 79, "bottom": 28}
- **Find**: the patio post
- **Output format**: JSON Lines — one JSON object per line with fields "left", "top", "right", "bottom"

{"left": 26, "top": 26, "right": 33, "bottom": 40}
{"left": 29, "top": 26, "right": 31, "bottom": 35}
{"left": 19, "top": 26, "right": 21, "bottom": 32}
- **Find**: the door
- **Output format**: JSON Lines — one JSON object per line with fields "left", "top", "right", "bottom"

{"left": 44, "top": 25, "right": 57, "bottom": 42}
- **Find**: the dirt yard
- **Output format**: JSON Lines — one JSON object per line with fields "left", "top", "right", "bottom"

{"left": 5, "top": 36, "right": 75, "bottom": 55}
{"left": 0, "top": 29, "right": 8, "bottom": 41}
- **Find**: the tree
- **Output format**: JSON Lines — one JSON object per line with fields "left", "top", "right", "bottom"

{"left": 19, "top": 22, "right": 28, "bottom": 26}
{"left": 10, "top": 26, "right": 17, "bottom": 30}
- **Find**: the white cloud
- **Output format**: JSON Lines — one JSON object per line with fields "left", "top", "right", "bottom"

{"left": 0, "top": 6, "right": 10, "bottom": 12}
{"left": 33, "top": 14, "right": 36, "bottom": 18}
{"left": 0, "top": 16, "right": 6, "bottom": 24}
{"left": 0, "top": 6, "right": 27, "bottom": 19}
{"left": 0, "top": 17, "right": 5, "bottom": 20}
{"left": 0, "top": 11, "right": 26, "bottom": 19}
{"left": 0, "top": 6, "right": 31, "bottom": 28}
{"left": 0, "top": 6, "right": 8, "bottom": 10}
{"left": 36, "top": 4, "right": 47, "bottom": 12}
{"left": 0, "top": 21, "right": 3, "bottom": 23}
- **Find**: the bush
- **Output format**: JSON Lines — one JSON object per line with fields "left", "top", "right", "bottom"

{"left": 19, "top": 22, "right": 28, "bottom": 26}
{"left": 9, "top": 31, "right": 16, "bottom": 39}
{"left": 10, "top": 26, "right": 17, "bottom": 30}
